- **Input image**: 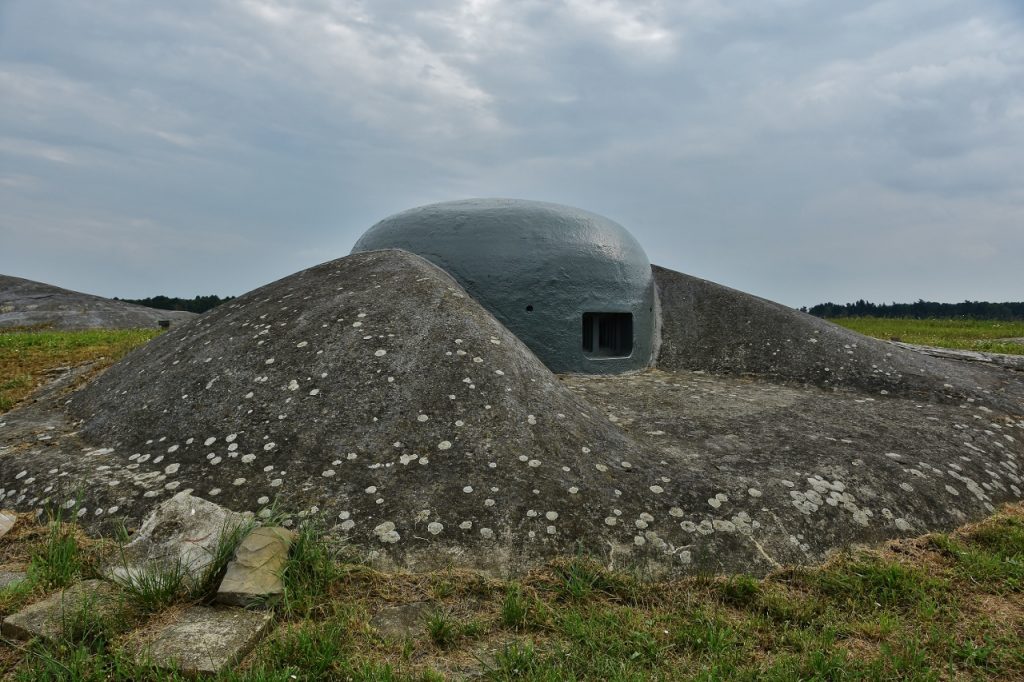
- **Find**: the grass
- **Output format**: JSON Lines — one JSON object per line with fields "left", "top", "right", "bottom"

{"left": 26, "top": 507, "right": 83, "bottom": 590}
{"left": 108, "top": 556, "right": 190, "bottom": 612}
{"left": 0, "top": 504, "right": 1021, "bottom": 679}
{"left": 425, "top": 609, "right": 460, "bottom": 649}
{"left": 499, "top": 586, "right": 531, "bottom": 630}
{"left": 928, "top": 515, "right": 1024, "bottom": 591}
{"left": 828, "top": 317, "right": 1024, "bottom": 355}
{"left": 280, "top": 522, "right": 345, "bottom": 617}
{"left": 0, "top": 328, "right": 159, "bottom": 412}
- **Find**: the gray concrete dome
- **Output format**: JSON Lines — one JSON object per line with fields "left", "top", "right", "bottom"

{"left": 352, "top": 198, "right": 657, "bottom": 373}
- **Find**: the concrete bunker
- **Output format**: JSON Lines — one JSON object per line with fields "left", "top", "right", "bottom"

{"left": 352, "top": 198, "right": 657, "bottom": 373}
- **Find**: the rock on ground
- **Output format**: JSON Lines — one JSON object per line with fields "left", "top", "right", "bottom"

{"left": 0, "top": 571, "right": 26, "bottom": 590}
{"left": 370, "top": 602, "right": 433, "bottom": 640}
{"left": 133, "top": 605, "right": 274, "bottom": 675}
{"left": 217, "top": 526, "right": 293, "bottom": 607}
{"left": 1, "top": 580, "right": 118, "bottom": 641}
{"left": 0, "top": 510, "right": 16, "bottom": 539}
{"left": 105, "top": 491, "right": 252, "bottom": 588}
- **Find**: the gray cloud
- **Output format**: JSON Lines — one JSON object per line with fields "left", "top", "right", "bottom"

{"left": 1, "top": 0, "right": 1022, "bottom": 306}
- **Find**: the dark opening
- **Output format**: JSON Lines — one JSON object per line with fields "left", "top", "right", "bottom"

{"left": 525, "top": 305, "right": 534, "bottom": 312}
{"left": 582, "top": 312, "right": 633, "bottom": 358}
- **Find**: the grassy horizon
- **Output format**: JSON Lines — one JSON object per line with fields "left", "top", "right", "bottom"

{"left": 828, "top": 317, "right": 1024, "bottom": 356}
{"left": 0, "top": 504, "right": 1020, "bottom": 680}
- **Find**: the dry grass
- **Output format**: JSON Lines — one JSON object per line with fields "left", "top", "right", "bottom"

{"left": 0, "top": 328, "right": 160, "bottom": 413}
{"left": 0, "top": 497, "right": 1019, "bottom": 680}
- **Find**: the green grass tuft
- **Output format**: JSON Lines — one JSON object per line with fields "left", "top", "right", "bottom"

{"left": 262, "top": 619, "right": 350, "bottom": 677}
{"left": 930, "top": 518, "right": 1024, "bottom": 591}
{"left": 110, "top": 557, "right": 189, "bottom": 612}
{"left": 500, "top": 585, "right": 530, "bottom": 630}
{"left": 425, "top": 609, "right": 459, "bottom": 649}
{"left": 812, "top": 556, "right": 944, "bottom": 612}
{"left": 191, "top": 517, "right": 255, "bottom": 599}
{"left": 550, "top": 556, "right": 638, "bottom": 602}
{"left": 716, "top": 574, "right": 760, "bottom": 607}
{"left": 27, "top": 507, "right": 82, "bottom": 590}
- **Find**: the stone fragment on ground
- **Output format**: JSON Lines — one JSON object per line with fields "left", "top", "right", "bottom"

{"left": 370, "top": 602, "right": 433, "bottom": 640}
{"left": 1, "top": 579, "right": 117, "bottom": 641}
{"left": 105, "top": 491, "right": 252, "bottom": 589}
{"left": 0, "top": 510, "right": 17, "bottom": 539}
{"left": 216, "top": 526, "right": 293, "bottom": 607}
{"left": 134, "top": 605, "right": 274, "bottom": 675}
{"left": 0, "top": 570, "right": 27, "bottom": 590}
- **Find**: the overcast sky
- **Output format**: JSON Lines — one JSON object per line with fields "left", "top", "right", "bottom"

{"left": 1, "top": 1, "right": 1021, "bottom": 307}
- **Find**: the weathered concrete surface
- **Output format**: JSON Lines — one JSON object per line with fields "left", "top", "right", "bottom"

{"left": 0, "top": 571, "right": 27, "bottom": 590}
{"left": 106, "top": 492, "right": 252, "bottom": 588}
{"left": 1, "top": 580, "right": 118, "bottom": 641}
{"left": 0, "top": 274, "right": 195, "bottom": 330}
{"left": 0, "top": 252, "right": 1020, "bottom": 577}
{"left": 353, "top": 199, "right": 657, "bottom": 374}
{"left": 0, "top": 510, "right": 16, "bottom": 539}
{"left": 217, "top": 526, "right": 293, "bottom": 607}
{"left": 49, "top": 250, "right": 658, "bottom": 574}
{"left": 653, "top": 266, "right": 1024, "bottom": 414}
{"left": 891, "top": 341, "right": 1024, "bottom": 373}
{"left": 370, "top": 602, "right": 432, "bottom": 640}
{"left": 563, "top": 369, "right": 1023, "bottom": 571}
{"left": 134, "top": 605, "right": 273, "bottom": 675}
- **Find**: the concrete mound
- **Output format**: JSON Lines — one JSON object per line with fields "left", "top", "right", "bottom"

{"left": 653, "top": 266, "right": 1024, "bottom": 413}
{"left": 0, "top": 274, "right": 195, "bottom": 330}
{"left": 0, "top": 252, "right": 1021, "bottom": 577}
{"left": 62, "top": 250, "right": 670, "bottom": 573}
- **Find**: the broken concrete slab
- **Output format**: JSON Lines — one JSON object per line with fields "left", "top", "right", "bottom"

{"left": 135, "top": 605, "right": 274, "bottom": 676}
{"left": 0, "top": 510, "right": 17, "bottom": 539}
{"left": 105, "top": 491, "right": 252, "bottom": 590}
{"left": 1, "top": 579, "right": 118, "bottom": 641}
{"left": 0, "top": 570, "right": 27, "bottom": 590}
{"left": 370, "top": 602, "right": 432, "bottom": 640}
{"left": 216, "top": 526, "right": 293, "bottom": 607}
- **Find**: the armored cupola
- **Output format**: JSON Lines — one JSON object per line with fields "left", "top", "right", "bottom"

{"left": 352, "top": 198, "right": 657, "bottom": 373}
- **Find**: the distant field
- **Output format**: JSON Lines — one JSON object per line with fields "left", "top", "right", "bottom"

{"left": 828, "top": 317, "right": 1024, "bottom": 356}
{"left": 0, "top": 328, "right": 159, "bottom": 413}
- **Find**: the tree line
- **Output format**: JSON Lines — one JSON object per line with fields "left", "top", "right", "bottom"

{"left": 115, "top": 295, "right": 235, "bottom": 314}
{"left": 804, "top": 299, "right": 1024, "bottom": 320}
